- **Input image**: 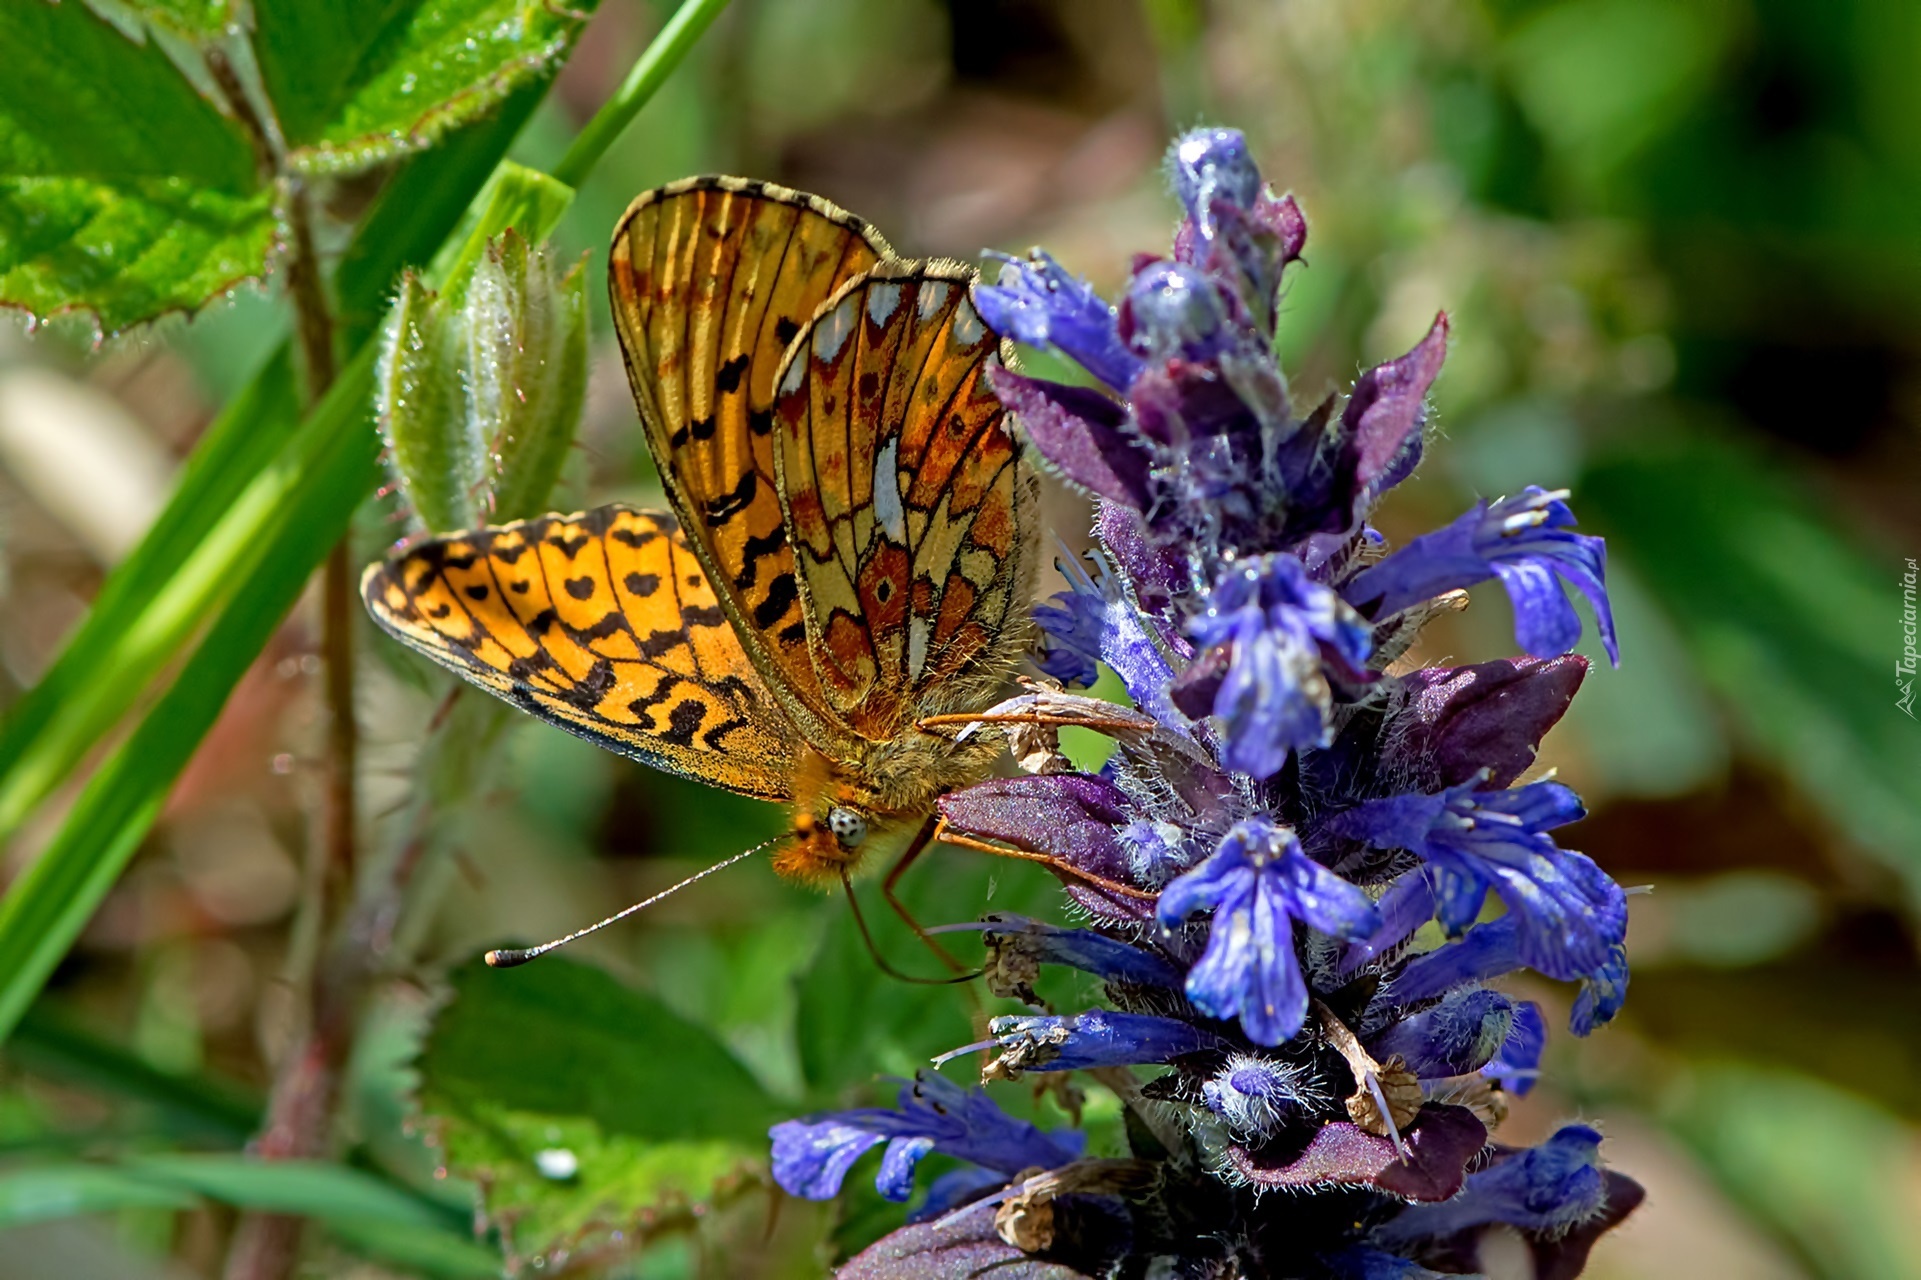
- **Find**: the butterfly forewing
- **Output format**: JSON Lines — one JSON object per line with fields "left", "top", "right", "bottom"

{"left": 771, "top": 265, "right": 1038, "bottom": 741}
{"left": 362, "top": 507, "right": 796, "bottom": 800}
{"left": 608, "top": 177, "right": 892, "bottom": 748}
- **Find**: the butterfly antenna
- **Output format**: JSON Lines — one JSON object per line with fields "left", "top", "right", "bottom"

{"left": 484, "top": 833, "right": 784, "bottom": 968}
{"left": 837, "top": 868, "right": 981, "bottom": 986}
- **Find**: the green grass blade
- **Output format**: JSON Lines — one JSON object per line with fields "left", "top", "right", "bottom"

{"left": 8, "top": 1000, "right": 263, "bottom": 1142}
{"left": 0, "top": 1157, "right": 496, "bottom": 1276}
{"left": 551, "top": 0, "right": 733, "bottom": 188}
{"left": 127, "top": 1153, "right": 457, "bottom": 1229}
{"left": 0, "top": 1165, "right": 196, "bottom": 1227}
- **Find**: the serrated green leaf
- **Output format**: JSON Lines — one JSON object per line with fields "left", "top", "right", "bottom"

{"left": 123, "top": 0, "right": 238, "bottom": 42}
{"left": 421, "top": 957, "right": 779, "bottom": 1142}
{"left": 0, "top": 177, "right": 276, "bottom": 338}
{"left": 1581, "top": 425, "right": 1921, "bottom": 905}
{"left": 253, "top": 0, "right": 600, "bottom": 176}
{"left": 0, "top": 0, "right": 273, "bottom": 330}
{"left": 435, "top": 1107, "right": 756, "bottom": 1268}
{"left": 0, "top": 1, "right": 254, "bottom": 186}
{"left": 418, "top": 957, "right": 778, "bottom": 1268}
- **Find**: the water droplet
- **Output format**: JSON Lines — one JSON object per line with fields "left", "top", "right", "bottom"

{"left": 533, "top": 1148, "right": 579, "bottom": 1180}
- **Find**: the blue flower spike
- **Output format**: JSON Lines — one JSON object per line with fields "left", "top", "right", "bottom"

{"left": 776, "top": 122, "right": 1641, "bottom": 1278}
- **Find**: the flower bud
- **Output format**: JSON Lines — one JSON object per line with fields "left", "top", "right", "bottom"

{"left": 376, "top": 270, "right": 480, "bottom": 534}
{"left": 463, "top": 230, "right": 588, "bottom": 523}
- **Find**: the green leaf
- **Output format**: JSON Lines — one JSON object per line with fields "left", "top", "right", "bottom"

{"left": 417, "top": 956, "right": 778, "bottom": 1267}
{"left": 1580, "top": 425, "right": 1921, "bottom": 905}
{"left": 0, "top": 2, "right": 254, "bottom": 187}
{"left": 0, "top": 177, "right": 276, "bottom": 334}
{"left": 1659, "top": 1064, "right": 1921, "bottom": 1280}
{"left": 253, "top": 0, "right": 601, "bottom": 175}
{"left": 0, "top": 0, "right": 274, "bottom": 331}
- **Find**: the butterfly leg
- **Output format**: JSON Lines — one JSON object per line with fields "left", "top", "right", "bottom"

{"left": 881, "top": 814, "right": 974, "bottom": 976}
{"left": 932, "top": 818, "right": 1159, "bottom": 905}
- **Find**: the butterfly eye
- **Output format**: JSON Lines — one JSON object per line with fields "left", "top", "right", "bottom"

{"left": 827, "top": 807, "right": 868, "bottom": 849}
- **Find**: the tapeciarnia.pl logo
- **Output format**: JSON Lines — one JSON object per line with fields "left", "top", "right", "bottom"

{"left": 1900, "top": 557, "right": 1918, "bottom": 719}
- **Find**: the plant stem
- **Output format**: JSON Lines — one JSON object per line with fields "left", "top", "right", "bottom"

{"left": 550, "top": 0, "right": 733, "bottom": 188}
{"left": 224, "top": 145, "right": 359, "bottom": 1280}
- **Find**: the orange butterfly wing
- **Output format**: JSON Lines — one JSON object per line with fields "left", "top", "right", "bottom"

{"left": 770, "top": 263, "right": 1039, "bottom": 742}
{"left": 361, "top": 506, "right": 796, "bottom": 800}
{"left": 608, "top": 177, "right": 891, "bottom": 750}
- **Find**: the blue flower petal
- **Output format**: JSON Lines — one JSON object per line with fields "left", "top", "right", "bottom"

{"left": 770, "top": 1120, "right": 887, "bottom": 1200}
{"left": 977, "top": 251, "right": 1142, "bottom": 391}
{"left": 876, "top": 1136, "right": 936, "bottom": 1202}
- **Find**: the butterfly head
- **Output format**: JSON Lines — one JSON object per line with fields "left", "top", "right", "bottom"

{"left": 777, "top": 806, "right": 872, "bottom": 886}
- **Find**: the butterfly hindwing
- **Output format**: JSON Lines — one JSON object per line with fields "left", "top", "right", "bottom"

{"left": 608, "top": 177, "right": 892, "bottom": 749}
{"left": 771, "top": 263, "right": 1039, "bottom": 741}
{"left": 361, "top": 506, "right": 796, "bottom": 800}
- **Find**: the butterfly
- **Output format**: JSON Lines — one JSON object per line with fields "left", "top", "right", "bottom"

{"left": 362, "top": 176, "right": 1040, "bottom": 891}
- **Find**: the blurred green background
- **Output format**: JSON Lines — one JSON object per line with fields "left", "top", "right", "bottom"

{"left": 1, "top": 0, "right": 1918, "bottom": 1276}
